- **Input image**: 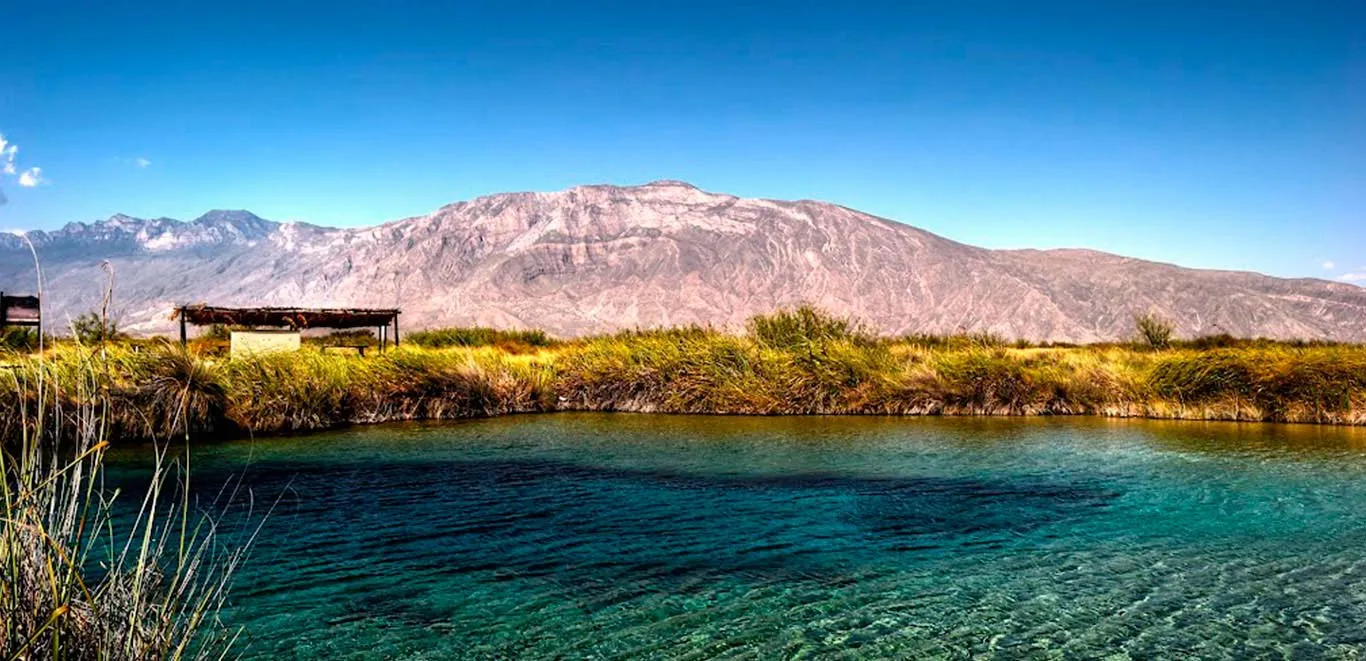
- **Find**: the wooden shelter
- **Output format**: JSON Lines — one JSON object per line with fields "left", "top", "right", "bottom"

{"left": 173, "top": 305, "right": 401, "bottom": 349}
{"left": 0, "top": 292, "right": 41, "bottom": 330}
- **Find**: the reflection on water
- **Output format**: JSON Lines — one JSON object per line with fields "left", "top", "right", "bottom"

{"left": 1137, "top": 417, "right": 1366, "bottom": 453}
{"left": 107, "top": 415, "right": 1366, "bottom": 659}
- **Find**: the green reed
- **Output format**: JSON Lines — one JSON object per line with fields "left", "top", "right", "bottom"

{"left": 1, "top": 344, "right": 255, "bottom": 659}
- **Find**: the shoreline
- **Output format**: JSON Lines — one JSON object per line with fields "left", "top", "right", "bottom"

{"left": 6, "top": 314, "right": 1366, "bottom": 445}
{"left": 192, "top": 406, "right": 1366, "bottom": 447}
{"left": 43, "top": 391, "right": 1366, "bottom": 449}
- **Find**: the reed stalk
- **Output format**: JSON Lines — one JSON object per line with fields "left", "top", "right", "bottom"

{"left": 2, "top": 345, "right": 256, "bottom": 659}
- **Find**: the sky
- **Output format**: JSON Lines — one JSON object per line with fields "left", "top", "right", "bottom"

{"left": 0, "top": 0, "right": 1362, "bottom": 280}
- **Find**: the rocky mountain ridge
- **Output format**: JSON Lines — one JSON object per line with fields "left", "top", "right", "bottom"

{"left": 3, "top": 181, "right": 1364, "bottom": 342}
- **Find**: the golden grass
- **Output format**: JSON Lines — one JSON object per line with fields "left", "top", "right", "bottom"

{"left": 2, "top": 341, "right": 252, "bottom": 658}
{"left": 5, "top": 308, "right": 1366, "bottom": 445}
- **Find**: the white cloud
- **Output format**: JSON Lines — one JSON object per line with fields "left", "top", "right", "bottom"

{"left": 135, "top": 156, "right": 151, "bottom": 168}
{"left": 17, "top": 167, "right": 44, "bottom": 187}
{"left": 1340, "top": 272, "right": 1366, "bottom": 283}
{"left": 0, "top": 133, "right": 43, "bottom": 204}
{"left": 0, "top": 134, "right": 16, "bottom": 175}
{"left": 1322, "top": 261, "right": 1336, "bottom": 271}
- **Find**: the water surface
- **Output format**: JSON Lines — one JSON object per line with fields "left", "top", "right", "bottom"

{"left": 110, "top": 415, "right": 1366, "bottom": 659}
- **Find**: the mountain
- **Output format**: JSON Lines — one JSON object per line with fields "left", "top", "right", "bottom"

{"left": 3, "top": 181, "right": 1364, "bottom": 342}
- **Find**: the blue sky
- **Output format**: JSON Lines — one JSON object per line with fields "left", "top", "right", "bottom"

{"left": 0, "top": 0, "right": 1362, "bottom": 280}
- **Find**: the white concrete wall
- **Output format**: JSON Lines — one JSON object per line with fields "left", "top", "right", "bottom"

{"left": 230, "top": 330, "right": 301, "bottom": 358}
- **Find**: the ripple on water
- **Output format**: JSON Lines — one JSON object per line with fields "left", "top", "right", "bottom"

{"left": 104, "top": 415, "right": 1366, "bottom": 659}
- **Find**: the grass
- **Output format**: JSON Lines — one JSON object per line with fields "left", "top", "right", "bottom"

{"left": 5, "top": 306, "right": 1366, "bottom": 446}
{"left": 2, "top": 340, "right": 255, "bottom": 658}
{"left": 3, "top": 341, "right": 557, "bottom": 442}
{"left": 221, "top": 344, "right": 554, "bottom": 433}
{"left": 406, "top": 326, "right": 557, "bottom": 353}
{"left": 1147, "top": 347, "right": 1366, "bottom": 422}
{"left": 0, "top": 327, "right": 39, "bottom": 353}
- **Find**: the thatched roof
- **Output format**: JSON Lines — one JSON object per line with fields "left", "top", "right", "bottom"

{"left": 173, "top": 305, "right": 399, "bottom": 329}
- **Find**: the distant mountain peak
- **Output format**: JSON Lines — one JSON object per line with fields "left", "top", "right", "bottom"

{"left": 192, "top": 209, "right": 265, "bottom": 224}
{"left": 641, "top": 179, "right": 701, "bottom": 190}
{"left": 100, "top": 213, "right": 153, "bottom": 231}
{"left": 16, "top": 209, "right": 279, "bottom": 253}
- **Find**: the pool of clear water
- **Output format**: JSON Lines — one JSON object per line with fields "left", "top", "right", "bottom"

{"left": 108, "top": 414, "right": 1366, "bottom": 659}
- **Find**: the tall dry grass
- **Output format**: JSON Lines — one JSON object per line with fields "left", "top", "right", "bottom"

{"left": 4, "top": 307, "right": 1366, "bottom": 447}
{"left": 2, "top": 344, "right": 256, "bottom": 659}
{"left": 553, "top": 308, "right": 1366, "bottom": 423}
{"left": 221, "top": 345, "right": 555, "bottom": 433}
{"left": 2, "top": 342, "right": 557, "bottom": 442}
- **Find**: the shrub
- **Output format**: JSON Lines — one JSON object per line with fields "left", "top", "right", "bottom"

{"left": 130, "top": 346, "right": 232, "bottom": 438}
{"left": 556, "top": 326, "right": 780, "bottom": 413}
{"left": 1134, "top": 312, "right": 1174, "bottom": 350}
{"left": 70, "top": 310, "right": 123, "bottom": 345}
{"left": 202, "top": 324, "right": 232, "bottom": 341}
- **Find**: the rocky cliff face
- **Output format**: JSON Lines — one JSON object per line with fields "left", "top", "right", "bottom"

{"left": 3, "top": 181, "right": 1364, "bottom": 341}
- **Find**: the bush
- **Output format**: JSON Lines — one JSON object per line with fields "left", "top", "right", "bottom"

{"left": 556, "top": 326, "right": 775, "bottom": 413}
{"left": 202, "top": 324, "right": 237, "bottom": 341}
{"left": 1134, "top": 312, "right": 1174, "bottom": 350}
{"left": 70, "top": 310, "right": 123, "bottom": 345}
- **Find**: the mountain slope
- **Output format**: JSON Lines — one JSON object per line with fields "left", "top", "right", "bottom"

{"left": 3, "top": 181, "right": 1364, "bottom": 342}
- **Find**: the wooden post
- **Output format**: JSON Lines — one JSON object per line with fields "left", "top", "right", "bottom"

{"left": 179, "top": 309, "right": 188, "bottom": 347}
{"left": 378, "top": 325, "right": 386, "bottom": 353}
{"left": 392, "top": 314, "right": 400, "bottom": 347}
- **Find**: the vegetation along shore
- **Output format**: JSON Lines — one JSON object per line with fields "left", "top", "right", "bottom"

{"left": 4, "top": 307, "right": 1366, "bottom": 446}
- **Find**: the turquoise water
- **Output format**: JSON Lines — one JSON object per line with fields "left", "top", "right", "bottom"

{"left": 110, "top": 415, "right": 1366, "bottom": 659}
